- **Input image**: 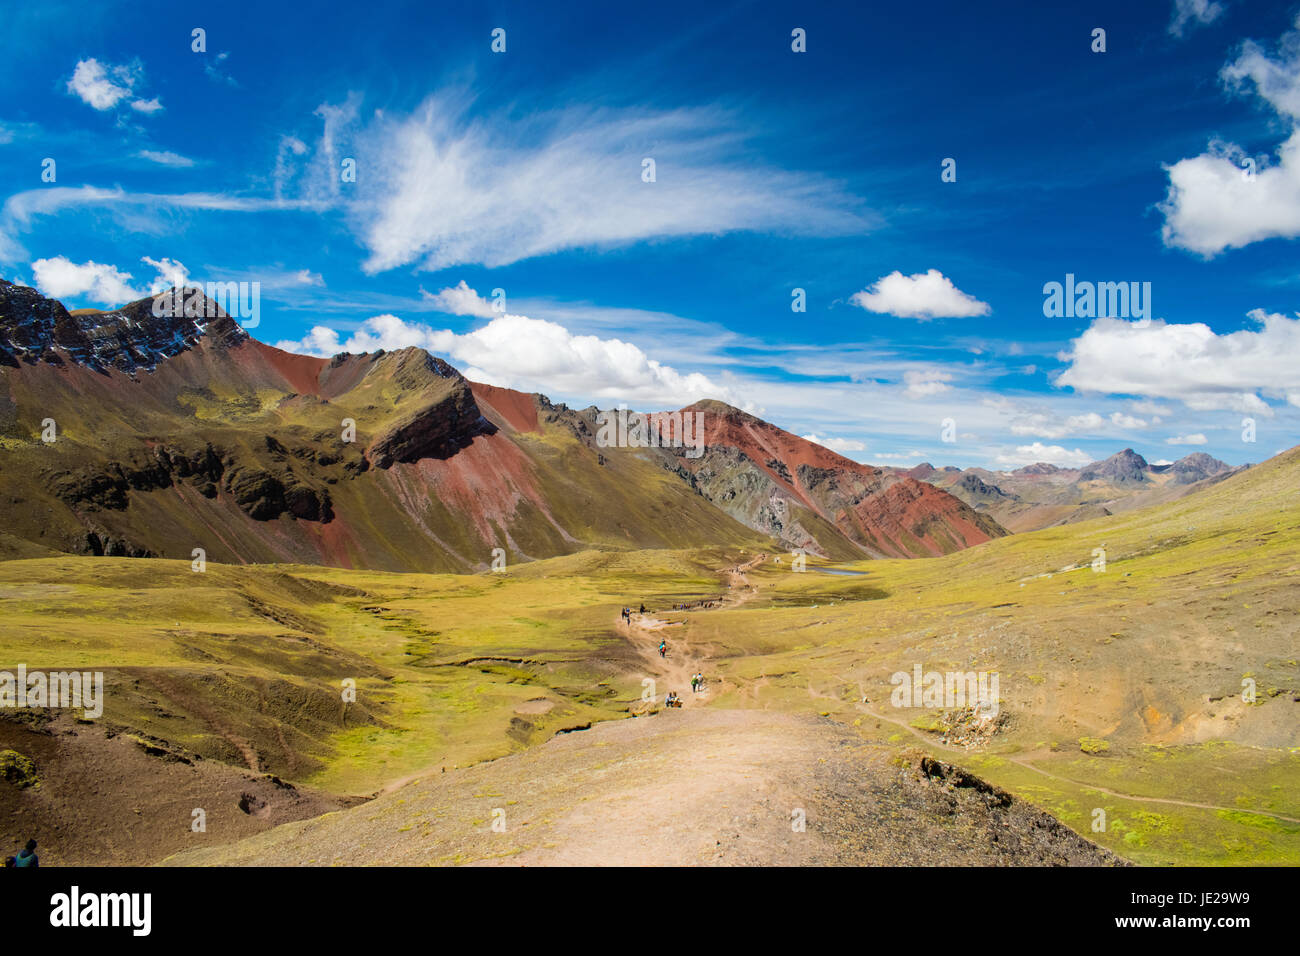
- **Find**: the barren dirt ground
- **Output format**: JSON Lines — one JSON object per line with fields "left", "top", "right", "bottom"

{"left": 167, "top": 708, "right": 1126, "bottom": 867}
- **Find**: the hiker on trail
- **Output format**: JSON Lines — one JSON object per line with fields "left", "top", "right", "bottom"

{"left": 693, "top": 672, "right": 704, "bottom": 692}
{"left": 690, "top": 674, "right": 699, "bottom": 693}
{"left": 658, "top": 641, "right": 666, "bottom": 658}
{"left": 14, "top": 839, "right": 37, "bottom": 868}
{"left": 639, "top": 603, "right": 645, "bottom": 614}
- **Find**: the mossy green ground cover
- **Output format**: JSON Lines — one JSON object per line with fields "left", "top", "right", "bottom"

{"left": 2, "top": 450, "right": 1297, "bottom": 863}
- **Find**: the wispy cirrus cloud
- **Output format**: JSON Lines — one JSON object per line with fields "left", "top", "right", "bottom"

{"left": 288, "top": 93, "right": 872, "bottom": 273}
{"left": 1169, "top": 0, "right": 1224, "bottom": 39}
{"left": 136, "top": 149, "right": 195, "bottom": 167}
{"left": 2, "top": 186, "right": 318, "bottom": 225}
{"left": 902, "top": 369, "right": 954, "bottom": 398}
{"left": 0, "top": 185, "right": 324, "bottom": 262}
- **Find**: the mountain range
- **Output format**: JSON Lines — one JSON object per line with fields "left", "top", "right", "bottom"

{"left": 0, "top": 281, "right": 1006, "bottom": 570}
{"left": 907, "top": 447, "right": 1245, "bottom": 533}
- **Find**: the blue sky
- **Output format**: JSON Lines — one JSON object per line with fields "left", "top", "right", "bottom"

{"left": 3, "top": 0, "right": 1300, "bottom": 469}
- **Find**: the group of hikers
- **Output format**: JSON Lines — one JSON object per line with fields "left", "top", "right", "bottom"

{"left": 4, "top": 839, "right": 38, "bottom": 868}
{"left": 662, "top": 673, "right": 706, "bottom": 709}
{"left": 626, "top": 600, "right": 719, "bottom": 615}
{"left": 619, "top": 603, "right": 706, "bottom": 707}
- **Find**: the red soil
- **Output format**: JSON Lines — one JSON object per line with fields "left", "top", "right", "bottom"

{"left": 683, "top": 402, "right": 999, "bottom": 557}
{"left": 244, "top": 341, "right": 329, "bottom": 396}
{"left": 470, "top": 381, "right": 541, "bottom": 434}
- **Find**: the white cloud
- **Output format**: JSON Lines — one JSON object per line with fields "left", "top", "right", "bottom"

{"left": 1109, "top": 411, "right": 1149, "bottom": 428}
{"left": 903, "top": 369, "right": 954, "bottom": 398}
{"left": 1224, "top": 18, "right": 1300, "bottom": 120}
{"left": 1057, "top": 312, "right": 1300, "bottom": 413}
{"left": 328, "top": 93, "right": 868, "bottom": 273}
{"left": 283, "top": 268, "right": 323, "bottom": 287}
{"left": 137, "top": 149, "right": 194, "bottom": 167}
{"left": 1129, "top": 399, "right": 1171, "bottom": 416}
{"left": 850, "top": 269, "right": 990, "bottom": 320}
{"left": 994, "top": 443, "right": 1094, "bottom": 468}
{"left": 0, "top": 186, "right": 322, "bottom": 253}
{"left": 1166, "top": 433, "right": 1209, "bottom": 445}
{"left": 1153, "top": 459, "right": 1174, "bottom": 466}
{"left": 67, "top": 58, "right": 137, "bottom": 110}
{"left": 274, "top": 295, "right": 745, "bottom": 408}
{"left": 1160, "top": 18, "right": 1300, "bottom": 255}
{"left": 1160, "top": 133, "right": 1300, "bottom": 255}
{"left": 31, "top": 256, "right": 140, "bottom": 305}
{"left": 1009, "top": 411, "right": 1105, "bottom": 439}
{"left": 66, "top": 58, "right": 159, "bottom": 116}
{"left": 273, "top": 136, "right": 310, "bottom": 200}
{"left": 140, "top": 256, "right": 190, "bottom": 293}
{"left": 801, "top": 433, "right": 866, "bottom": 453}
{"left": 873, "top": 451, "right": 926, "bottom": 463}
{"left": 1169, "top": 0, "right": 1224, "bottom": 38}
{"left": 421, "top": 280, "right": 498, "bottom": 319}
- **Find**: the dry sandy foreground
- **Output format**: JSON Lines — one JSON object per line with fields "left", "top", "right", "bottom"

{"left": 166, "top": 710, "right": 1125, "bottom": 866}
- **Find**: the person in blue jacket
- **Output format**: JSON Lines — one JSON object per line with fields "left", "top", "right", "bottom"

{"left": 13, "top": 839, "right": 38, "bottom": 867}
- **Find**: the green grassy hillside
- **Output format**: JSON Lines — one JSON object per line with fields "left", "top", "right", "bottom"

{"left": 2, "top": 445, "right": 1296, "bottom": 864}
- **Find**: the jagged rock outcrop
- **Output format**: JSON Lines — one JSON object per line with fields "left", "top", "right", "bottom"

{"left": 365, "top": 379, "right": 497, "bottom": 468}
{"left": 0, "top": 280, "right": 248, "bottom": 373}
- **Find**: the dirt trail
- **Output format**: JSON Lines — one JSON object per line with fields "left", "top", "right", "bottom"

{"left": 619, "top": 615, "right": 708, "bottom": 706}
{"left": 166, "top": 709, "right": 1124, "bottom": 868}
{"left": 618, "top": 552, "right": 767, "bottom": 707}
{"left": 722, "top": 552, "right": 767, "bottom": 608}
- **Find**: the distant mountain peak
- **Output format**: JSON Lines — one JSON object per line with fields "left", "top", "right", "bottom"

{"left": 1079, "top": 447, "right": 1150, "bottom": 484}
{"left": 1010, "top": 462, "right": 1065, "bottom": 476}
{"left": 0, "top": 280, "right": 247, "bottom": 374}
{"left": 1170, "top": 451, "right": 1232, "bottom": 484}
